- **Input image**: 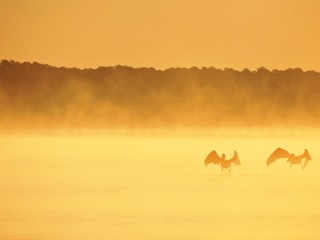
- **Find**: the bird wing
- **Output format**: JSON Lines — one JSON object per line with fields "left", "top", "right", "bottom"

{"left": 302, "top": 159, "right": 309, "bottom": 169}
{"left": 233, "top": 150, "right": 241, "bottom": 165}
{"left": 304, "top": 149, "right": 312, "bottom": 161}
{"left": 204, "top": 150, "right": 221, "bottom": 166}
{"left": 266, "top": 147, "right": 291, "bottom": 166}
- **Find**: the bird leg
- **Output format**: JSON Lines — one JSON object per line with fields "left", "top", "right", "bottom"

{"left": 300, "top": 162, "right": 304, "bottom": 169}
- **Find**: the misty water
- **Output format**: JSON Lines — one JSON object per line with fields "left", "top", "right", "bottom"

{"left": 1, "top": 133, "right": 320, "bottom": 240}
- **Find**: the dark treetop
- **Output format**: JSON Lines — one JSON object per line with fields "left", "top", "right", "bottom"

{"left": 1, "top": 60, "right": 320, "bottom": 129}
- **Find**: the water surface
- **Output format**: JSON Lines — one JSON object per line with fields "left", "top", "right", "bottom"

{"left": 1, "top": 135, "right": 319, "bottom": 240}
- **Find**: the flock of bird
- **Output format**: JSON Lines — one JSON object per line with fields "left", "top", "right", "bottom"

{"left": 204, "top": 147, "right": 312, "bottom": 173}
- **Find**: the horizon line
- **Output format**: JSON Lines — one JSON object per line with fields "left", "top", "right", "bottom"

{"left": 1, "top": 59, "right": 319, "bottom": 74}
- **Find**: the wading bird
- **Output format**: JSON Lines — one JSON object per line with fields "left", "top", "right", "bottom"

{"left": 204, "top": 150, "right": 241, "bottom": 173}
{"left": 266, "top": 148, "right": 312, "bottom": 169}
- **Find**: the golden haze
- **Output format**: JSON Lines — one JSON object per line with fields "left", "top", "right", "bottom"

{"left": 1, "top": 1, "right": 320, "bottom": 239}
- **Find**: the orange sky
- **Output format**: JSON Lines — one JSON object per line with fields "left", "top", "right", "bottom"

{"left": 1, "top": 0, "right": 320, "bottom": 71}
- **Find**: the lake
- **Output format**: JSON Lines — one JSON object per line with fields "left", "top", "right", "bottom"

{"left": 1, "top": 133, "right": 319, "bottom": 239}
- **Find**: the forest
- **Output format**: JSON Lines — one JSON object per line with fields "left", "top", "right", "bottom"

{"left": 1, "top": 60, "right": 320, "bottom": 130}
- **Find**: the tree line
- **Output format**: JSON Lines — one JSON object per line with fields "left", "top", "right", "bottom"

{"left": 1, "top": 60, "right": 320, "bottom": 130}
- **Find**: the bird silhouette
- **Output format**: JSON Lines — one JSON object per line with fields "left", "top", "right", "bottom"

{"left": 266, "top": 147, "right": 311, "bottom": 169}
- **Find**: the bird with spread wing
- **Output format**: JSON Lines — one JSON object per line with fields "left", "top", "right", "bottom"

{"left": 204, "top": 150, "right": 241, "bottom": 173}
{"left": 266, "top": 147, "right": 312, "bottom": 169}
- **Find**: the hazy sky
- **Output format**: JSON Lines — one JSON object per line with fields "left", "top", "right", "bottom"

{"left": 1, "top": 0, "right": 320, "bottom": 70}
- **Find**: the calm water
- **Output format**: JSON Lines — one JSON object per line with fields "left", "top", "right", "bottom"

{"left": 1, "top": 135, "right": 320, "bottom": 240}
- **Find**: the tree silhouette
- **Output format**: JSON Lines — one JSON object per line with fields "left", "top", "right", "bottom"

{"left": 1, "top": 60, "right": 320, "bottom": 130}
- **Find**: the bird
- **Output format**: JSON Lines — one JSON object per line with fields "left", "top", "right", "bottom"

{"left": 266, "top": 147, "right": 311, "bottom": 169}
{"left": 205, "top": 150, "right": 241, "bottom": 173}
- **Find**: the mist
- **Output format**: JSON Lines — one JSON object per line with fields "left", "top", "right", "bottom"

{"left": 1, "top": 60, "right": 320, "bottom": 132}
{"left": 1, "top": 60, "right": 320, "bottom": 239}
